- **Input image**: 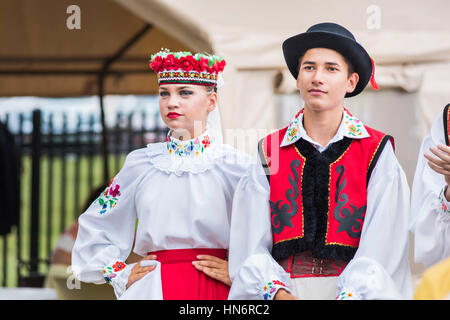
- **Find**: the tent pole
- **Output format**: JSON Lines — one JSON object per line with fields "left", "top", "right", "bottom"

{"left": 97, "top": 23, "right": 153, "bottom": 183}
{"left": 98, "top": 75, "right": 109, "bottom": 183}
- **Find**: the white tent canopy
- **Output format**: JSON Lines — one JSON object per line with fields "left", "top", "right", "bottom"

{"left": 114, "top": 0, "right": 450, "bottom": 180}
{"left": 115, "top": 0, "right": 450, "bottom": 147}
{"left": 115, "top": 0, "right": 450, "bottom": 65}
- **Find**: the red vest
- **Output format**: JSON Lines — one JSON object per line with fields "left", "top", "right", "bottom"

{"left": 259, "top": 117, "right": 394, "bottom": 262}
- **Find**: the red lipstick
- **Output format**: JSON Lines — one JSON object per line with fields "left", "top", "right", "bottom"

{"left": 167, "top": 112, "right": 181, "bottom": 119}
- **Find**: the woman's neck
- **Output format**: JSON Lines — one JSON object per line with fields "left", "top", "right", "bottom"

{"left": 170, "top": 126, "right": 207, "bottom": 141}
{"left": 302, "top": 106, "right": 343, "bottom": 147}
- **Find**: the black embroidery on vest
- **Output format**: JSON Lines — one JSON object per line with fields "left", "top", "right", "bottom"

{"left": 334, "top": 165, "right": 366, "bottom": 238}
{"left": 271, "top": 137, "right": 355, "bottom": 261}
{"left": 268, "top": 133, "right": 393, "bottom": 262}
{"left": 270, "top": 159, "right": 301, "bottom": 234}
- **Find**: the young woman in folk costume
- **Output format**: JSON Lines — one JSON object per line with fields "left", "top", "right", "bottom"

{"left": 72, "top": 49, "right": 251, "bottom": 300}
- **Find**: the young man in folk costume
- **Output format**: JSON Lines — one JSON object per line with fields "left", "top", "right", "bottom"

{"left": 228, "top": 22, "right": 413, "bottom": 300}
{"left": 410, "top": 103, "right": 450, "bottom": 268}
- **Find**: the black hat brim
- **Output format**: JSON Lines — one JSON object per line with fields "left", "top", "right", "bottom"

{"left": 282, "top": 32, "right": 372, "bottom": 97}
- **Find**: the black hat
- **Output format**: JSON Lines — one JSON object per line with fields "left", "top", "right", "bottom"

{"left": 282, "top": 22, "right": 377, "bottom": 97}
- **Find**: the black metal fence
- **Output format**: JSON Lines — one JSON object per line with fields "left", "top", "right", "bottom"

{"left": 0, "top": 108, "right": 168, "bottom": 287}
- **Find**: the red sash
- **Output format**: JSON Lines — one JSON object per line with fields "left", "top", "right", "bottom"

{"left": 147, "top": 248, "right": 229, "bottom": 300}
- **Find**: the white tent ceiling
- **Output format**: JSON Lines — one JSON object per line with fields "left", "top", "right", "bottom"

{"left": 116, "top": 0, "right": 450, "bottom": 149}
{"left": 116, "top": 0, "right": 450, "bottom": 66}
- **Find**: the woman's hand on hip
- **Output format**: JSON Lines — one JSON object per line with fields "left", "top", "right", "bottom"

{"left": 192, "top": 255, "right": 232, "bottom": 287}
{"left": 126, "top": 254, "right": 157, "bottom": 289}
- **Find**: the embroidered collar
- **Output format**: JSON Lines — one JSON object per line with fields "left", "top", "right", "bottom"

{"left": 280, "top": 108, "right": 370, "bottom": 147}
{"left": 166, "top": 131, "right": 213, "bottom": 157}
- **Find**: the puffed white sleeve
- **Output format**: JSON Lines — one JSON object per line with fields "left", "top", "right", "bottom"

{"left": 410, "top": 112, "right": 450, "bottom": 267}
{"left": 71, "top": 148, "right": 149, "bottom": 298}
{"left": 336, "top": 141, "right": 414, "bottom": 300}
{"left": 228, "top": 153, "right": 291, "bottom": 300}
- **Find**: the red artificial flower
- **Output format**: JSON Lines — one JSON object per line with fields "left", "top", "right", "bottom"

{"left": 195, "top": 57, "right": 210, "bottom": 73}
{"left": 162, "top": 54, "right": 180, "bottom": 71}
{"left": 149, "top": 55, "right": 163, "bottom": 73}
{"left": 212, "top": 59, "right": 226, "bottom": 73}
{"left": 179, "top": 55, "right": 196, "bottom": 72}
{"left": 217, "top": 59, "right": 226, "bottom": 72}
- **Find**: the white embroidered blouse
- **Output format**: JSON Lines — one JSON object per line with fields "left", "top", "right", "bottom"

{"left": 410, "top": 110, "right": 450, "bottom": 267}
{"left": 71, "top": 131, "right": 252, "bottom": 299}
{"left": 228, "top": 108, "right": 413, "bottom": 300}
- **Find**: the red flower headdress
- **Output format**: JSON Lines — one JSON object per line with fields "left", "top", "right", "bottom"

{"left": 149, "top": 49, "right": 226, "bottom": 87}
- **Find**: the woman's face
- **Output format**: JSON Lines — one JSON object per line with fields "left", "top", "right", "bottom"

{"left": 159, "top": 84, "right": 217, "bottom": 139}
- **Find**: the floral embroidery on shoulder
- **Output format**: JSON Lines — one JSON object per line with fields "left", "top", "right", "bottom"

{"left": 96, "top": 177, "right": 121, "bottom": 215}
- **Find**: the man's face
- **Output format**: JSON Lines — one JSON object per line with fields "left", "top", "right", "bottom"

{"left": 296, "top": 48, "right": 359, "bottom": 112}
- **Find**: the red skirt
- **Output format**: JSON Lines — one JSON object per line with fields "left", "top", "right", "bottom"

{"left": 148, "top": 248, "right": 230, "bottom": 300}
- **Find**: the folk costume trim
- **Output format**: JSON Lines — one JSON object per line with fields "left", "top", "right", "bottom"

{"left": 366, "top": 135, "right": 394, "bottom": 186}
{"left": 343, "top": 111, "right": 365, "bottom": 138}
{"left": 259, "top": 109, "right": 394, "bottom": 262}
{"left": 336, "top": 290, "right": 361, "bottom": 300}
{"left": 280, "top": 108, "right": 370, "bottom": 148}
{"left": 258, "top": 138, "right": 271, "bottom": 184}
{"left": 268, "top": 144, "right": 307, "bottom": 245}
{"left": 149, "top": 49, "right": 226, "bottom": 87}
{"left": 439, "top": 187, "right": 450, "bottom": 215}
{"left": 144, "top": 130, "right": 245, "bottom": 176}
{"left": 437, "top": 104, "right": 450, "bottom": 216}
{"left": 325, "top": 143, "right": 354, "bottom": 248}
{"left": 262, "top": 280, "right": 288, "bottom": 300}
{"left": 166, "top": 131, "right": 213, "bottom": 157}
{"left": 103, "top": 260, "right": 127, "bottom": 283}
